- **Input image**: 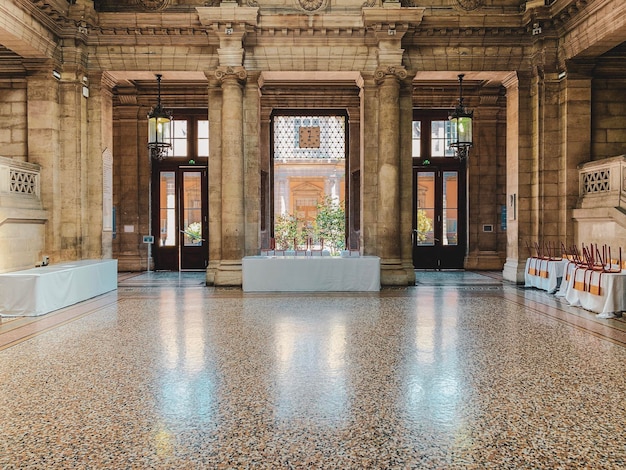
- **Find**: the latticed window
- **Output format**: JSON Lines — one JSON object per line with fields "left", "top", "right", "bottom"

{"left": 274, "top": 115, "right": 346, "bottom": 160}
{"left": 582, "top": 169, "right": 610, "bottom": 194}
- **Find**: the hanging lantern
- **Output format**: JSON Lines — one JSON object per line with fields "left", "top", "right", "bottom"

{"left": 448, "top": 74, "right": 473, "bottom": 160}
{"left": 147, "top": 74, "right": 172, "bottom": 160}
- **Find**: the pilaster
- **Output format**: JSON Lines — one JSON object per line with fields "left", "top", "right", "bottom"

{"left": 26, "top": 66, "right": 61, "bottom": 263}
{"left": 502, "top": 72, "right": 536, "bottom": 283}
{"left": 561, "top": 62, "right": 592, "bottom": 247}
{"left": 112, "top": 93, "right": 147, "bottom": 271}
{"left": 206, "top": 75, "right": 223, "bottom": 285}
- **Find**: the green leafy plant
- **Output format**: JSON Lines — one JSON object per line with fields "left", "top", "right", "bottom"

{"left": 416, "top": 209, "right": 433, "bottom": 242}
{"left": 315, "top": 196, "right": 345, "bottom": 255}
{"left": 186, "top": 222, "right": 202, "bottom": 240}
{"left": 274, "top": 213, "right": 299, "bottom": 250}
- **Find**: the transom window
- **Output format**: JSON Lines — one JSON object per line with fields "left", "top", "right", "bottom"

{"left": 412, "top": 111, "right": 457, "bottom": 160}
{"left": 165, "top": 111, "right": 209, "bottom": 159}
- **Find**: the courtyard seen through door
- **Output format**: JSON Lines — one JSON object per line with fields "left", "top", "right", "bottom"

{"left": 271, "top": 113, "right": 347, "bottom": 255}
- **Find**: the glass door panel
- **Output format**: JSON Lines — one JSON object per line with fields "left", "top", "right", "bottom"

{"left": 159, "top": 172, "right": 176, "bottom": 247}
{"left": 153, "top": 167, "right": 208, "bottom": 271}
{"left": 416, "top": 171, "right": 435, "bottom": 246}
{"left": 182, "top": 172, "right": 202, "bottom": 246}
{"left": 180, "top": 169, "right": 207, "bottom": 270}
{"left": 442, "top": 171, "right": 458, "bottom": 246}
{"left": 413, "top": 168, "right": 465, "bottom": 269}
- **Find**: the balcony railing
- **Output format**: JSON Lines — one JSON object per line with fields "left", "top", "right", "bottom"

{"left": 0, "top": 156, "right": 42, "bottom": 207}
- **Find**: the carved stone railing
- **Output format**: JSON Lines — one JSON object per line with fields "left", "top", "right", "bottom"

{"left": 577, "top": 155, "right": 626, "bottom": 211}
{"left": 0, "top": 156, "right": 48, "bottom": 273}
{"left": 0, "top": 156, "right": 42, "bottom": 208}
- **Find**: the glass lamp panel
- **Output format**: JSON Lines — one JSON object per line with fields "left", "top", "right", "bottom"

{"left": 457, "top": 116, "right": 472, "bottom": 145}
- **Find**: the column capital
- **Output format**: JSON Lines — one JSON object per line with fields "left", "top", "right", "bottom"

{"left": 214, "top": 66, "right": 247, "bottom": 85}
{"left": 374, "top": 65, "right": 407, "bottom": 85}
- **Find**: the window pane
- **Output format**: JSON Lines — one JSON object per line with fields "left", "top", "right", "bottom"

{"left": 431, "top": 120, "right": 456, "bottom": 157}
{"left": 183, "top": 172, "right": 203, "bottom": 246}
{"left": 442, "top": 171, "right": 458, "bottom": 245}
{"left": 159, "top": 171, "right": 176, "bottom": 246}
{"left": 416, "top": 171, "right": 435, "bottom": 246}
{"left": 197, "top": 120, "right": 209, "bottom": 157}
{"left": 412, "top": 121, "right": 421, "bottom": 158}
{"left": 171, "top": 120, "right": 188, "bottom": 157}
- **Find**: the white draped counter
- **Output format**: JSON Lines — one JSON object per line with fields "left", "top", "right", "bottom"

{"left": 556, "top": 263, "right": 626, "bottom": 318}
{"left": 242, "top": 256, "right": 380, "bottom": 292}
{"left": 524, "top": 257, "right": 568, "bottom": 293}
{"left": 0, "top": 259, "right": 118, "bottom": 317}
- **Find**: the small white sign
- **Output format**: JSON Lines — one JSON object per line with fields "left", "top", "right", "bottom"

{"left": 124, "top": 225, "right": 134, "bottom": 233}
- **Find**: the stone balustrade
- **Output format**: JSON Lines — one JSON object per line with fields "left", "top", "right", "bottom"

{"left": 577, "top": 155, "right": 626, "bottom": 211}
{"left": 0, "top": 156, "right": 48, "bottom": 273}
{"left": 0, "top": 156, "right": 41, "bottom": 205}
{"left": 573, "top": 155, "right": 626, "bottom": 250}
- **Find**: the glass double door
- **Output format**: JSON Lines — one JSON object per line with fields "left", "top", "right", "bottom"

{"left": 412, "top": 166, "right": 466, "bottom": 269}
{"left": 152, "top": 166, "right": 208, "bottom": 271}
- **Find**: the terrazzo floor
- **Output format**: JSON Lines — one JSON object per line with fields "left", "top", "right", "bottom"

{"left": 1, "top": 271, "right": 626, "bottom": 468}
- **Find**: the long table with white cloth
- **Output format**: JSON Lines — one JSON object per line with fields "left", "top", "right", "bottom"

{"left": 242, "top": 255, "right": 380, "bottom": 292}
{"left": 555, "top": 261, "right": 626, "bottom": 318}
{"left": 0, "top": 259, "right": 118, "bottom": 317}
{"left": 524, "top": 257, "right": 569, "bottom": 293}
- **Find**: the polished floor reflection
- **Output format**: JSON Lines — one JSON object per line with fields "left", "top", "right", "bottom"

{"left": 1, "top": 271, "right": 625, "bottom": 468}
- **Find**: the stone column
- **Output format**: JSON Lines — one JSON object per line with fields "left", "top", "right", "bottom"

{"left": 375, "top": 66, "right": 412, "bottom": 285}
{"left": 213, "top": 66, "right": 247, "bottom": 286}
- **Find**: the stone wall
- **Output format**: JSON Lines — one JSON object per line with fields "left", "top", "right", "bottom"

{"left": 592, "top": 79, "right": 626, "bottom": 160}
{"left": 0, "top": 81, "right": 27, "bottom": 162}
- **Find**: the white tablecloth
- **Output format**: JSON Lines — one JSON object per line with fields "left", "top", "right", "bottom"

{"left": 524, "top": 257, "right": 568, "bottom": 293}
{"left": 557, "top": 264, "right": 626, "bottom": 318}
{"left": 0, "top": 259, "right": 118, "bottom": 317}
{"left": 242, "top": 256, "right": 380, "bottom": 292}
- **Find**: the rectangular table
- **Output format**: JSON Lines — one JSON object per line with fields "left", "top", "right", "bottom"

{"left": 558, "top": 266, "right": 626, "bottom": 318}
{"left": 524, "top": 257, "right": 568, "bottom": 293}
{"left": 0, "top": 259, "right": 118, "bottom": 317}
{"left": 242, "top": 256, "right": 380, "bottom": 292}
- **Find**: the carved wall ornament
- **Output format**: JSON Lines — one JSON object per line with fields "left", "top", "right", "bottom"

{"left": 455, "top": 0, "right": 484, "bottom": 11}
{"left": 137, "top": 0, "right": 170, "bottom": 11}
{"left": 374, "top": 66, "right": 408, "bottom": 84}
{"left": 295, "top": 0, "right": 328, "bottom": 13}
{"left": 215, "top": 66, "right": 248, "bottom": 84}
